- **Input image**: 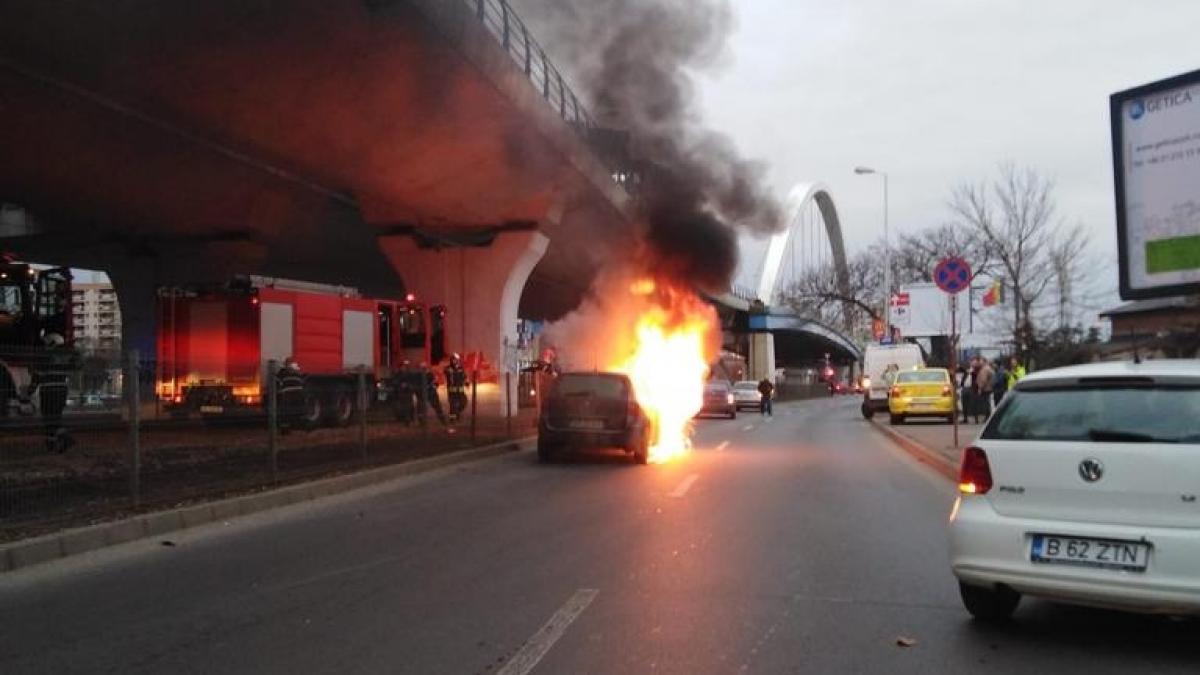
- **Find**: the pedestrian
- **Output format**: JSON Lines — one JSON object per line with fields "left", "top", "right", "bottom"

{"left": 991, "top": 359, "right": 1009, "bottom": 406}
{"left": 34, "top": 332, "right": 75, "bottom": 453}
{"left": 1006, "top": 355, "right": 1027, "bottom": 392}
{"left": 956, "top": 363, "right": 971, "bottom": 423}
{"left": 444, "top": 353, "right": 468, "bottom": 422}
{"left": 757, "top": 377, "right": 775, "bottom": 416}
{"left": 975, "top": 357, "right": 994, "bottom": 423}
{"left": 275, "top": 357, "right": 306, "bottom": 433}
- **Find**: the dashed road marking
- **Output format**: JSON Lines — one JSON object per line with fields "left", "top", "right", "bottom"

{"left": 716, "top": 441, "right": 730, "bottom": 452}
{"left": 741, "top": 424, "right": 755, "bottom": 432}
{"left": 497, "top": 588, "right": 599, "bottom": 675}
{"left": 669, "top": 473, "right": 700, "bottom": 498}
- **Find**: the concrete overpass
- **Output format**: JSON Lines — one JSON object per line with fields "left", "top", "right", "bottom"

{"left": 0, "top": 0, "right": 634, "bottom": 407}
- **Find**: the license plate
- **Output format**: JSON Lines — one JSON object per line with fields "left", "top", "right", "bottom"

{"left": 569, "top": 419, "right": 605, "bottom": 430}
{"left": 199, "top": 405, "right": 224, "bottom": 414}
{"left": 1031, "top": 534, "right": 1149, "bottom": 571}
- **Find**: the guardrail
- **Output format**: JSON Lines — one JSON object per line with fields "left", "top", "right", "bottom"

{"left": 468, "top": 0, "right": 596, "bottom": 132}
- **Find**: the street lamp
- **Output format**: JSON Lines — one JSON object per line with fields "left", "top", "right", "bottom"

{"left": 854, "top": 166, "right": 890, "bottom": 340}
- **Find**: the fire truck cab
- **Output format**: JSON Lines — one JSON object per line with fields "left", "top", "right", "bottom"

{"left": 157, "top": 276, "right": 446, "bottom": 426}
{"left": 0, "top": 262, "right": 73, "bottom": 416}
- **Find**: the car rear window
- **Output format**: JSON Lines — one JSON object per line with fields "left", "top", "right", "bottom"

{"left": 982, "top": 385, "right": 1200, "bottom": 443}
{"left": 896, "top": 371, "right": 947, "bottom": 383}
{"left": 553, "top": 375, "right": 627, "bottom": 399}
{"left": 734, "top": 382, "right": 758, "bottom": 391}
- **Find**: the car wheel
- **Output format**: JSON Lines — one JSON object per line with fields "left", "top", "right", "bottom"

{"left": 632, "top": 429, "right": 650, "bottom": 465}
{"left": 729, "top": 409, "right": 737, "bottom": 420}
{"left": 860, "top": 401, "right": 874, "bottom": 419}
{"left": 537, "top": 438, "right": 554, "bottom": 464}
{"left": 889, "top": 413, "right": 904, "bottom": 425}
{"left": 959, "top": 582, "right": 1020, "bottom": 622}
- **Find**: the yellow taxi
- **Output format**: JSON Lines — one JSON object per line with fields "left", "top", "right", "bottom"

{"left": 888, "top": 367, "right": 954, "bottom": 424}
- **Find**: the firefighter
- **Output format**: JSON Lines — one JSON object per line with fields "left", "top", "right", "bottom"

{"left": 275, "top": 357, "right": 305, "bottom": 433}
{"left": 445, "top": 353, "right": 468, "bottom": 422}
{"left": 420, "top": 362, "right": 447, "bottom": 426}
{"left": 35, "top": 332, "right": 74, "bottom": 453}
{"left": 393, "top": 360, "right": 418, "bottom": 425}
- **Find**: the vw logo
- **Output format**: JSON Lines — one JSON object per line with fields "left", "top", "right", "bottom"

{"left": 1130, "top": 100, "right": 1145, "bottom": 120}
{"left": 1079, "top": 458, "right": 1105, "bottom": 483}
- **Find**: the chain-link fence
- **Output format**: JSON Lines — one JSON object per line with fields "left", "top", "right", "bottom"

{"left": 0, "top": 349, "right": 535, "bottom": 543}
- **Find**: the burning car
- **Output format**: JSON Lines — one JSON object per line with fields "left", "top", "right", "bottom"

{"left": 538, "top": 372, "right": 651, "bottom": 464}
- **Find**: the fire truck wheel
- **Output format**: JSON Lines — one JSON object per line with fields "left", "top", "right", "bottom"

{"left": 301, "top": 394, "right": 323, "bottom": 428}
{"left": 329, "top": 390, "right": 355, "bottom": 427}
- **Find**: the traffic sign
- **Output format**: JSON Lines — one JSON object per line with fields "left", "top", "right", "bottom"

{"left": 934, "top": 257, "right": 972, "bottom": 294}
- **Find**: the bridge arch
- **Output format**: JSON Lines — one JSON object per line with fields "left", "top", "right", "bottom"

{"left": 755, "top": 183, "right": 852, "bottom": 328}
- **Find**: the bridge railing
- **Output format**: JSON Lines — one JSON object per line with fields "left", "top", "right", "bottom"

{"left": 469, "top": 0, "right": 597, "bottom": 134}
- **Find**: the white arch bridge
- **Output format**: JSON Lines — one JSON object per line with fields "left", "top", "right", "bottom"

{"left": 714, "top": 183, "right": 862, "bottom": 377}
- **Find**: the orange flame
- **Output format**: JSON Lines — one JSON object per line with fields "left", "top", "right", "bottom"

{"left": 614, "top": 281, "right": 718, "bottom": 463}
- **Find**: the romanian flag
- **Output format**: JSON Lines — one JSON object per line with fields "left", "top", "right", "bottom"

{"left": 982, "top": 280, "right": 1003, "bottom": 307}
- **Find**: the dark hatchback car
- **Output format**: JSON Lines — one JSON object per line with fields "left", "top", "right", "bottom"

{"left": 699, "top": 381, "right": 736, "bottom": 419}
{"left": 538, "top": 372, "right": 651, "bottom": 464}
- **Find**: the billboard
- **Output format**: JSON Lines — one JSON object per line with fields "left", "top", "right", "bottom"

{"left": 1111, "top": 69, "right": 1200, "bottom": 300}
{"left": 890, "top": 283, "right": 968, "bottom": 337}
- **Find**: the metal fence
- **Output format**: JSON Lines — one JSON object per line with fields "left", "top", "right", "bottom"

{"left": 0, "top": 349, "right": 535, "bottom": 543}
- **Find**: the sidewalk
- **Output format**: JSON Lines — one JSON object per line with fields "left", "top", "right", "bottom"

{"left": 869, "top": 418, "right": 983, "bottom": 479}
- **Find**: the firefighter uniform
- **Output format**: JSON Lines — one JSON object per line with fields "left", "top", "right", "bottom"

{"left": 276, "top": 359, "right": 305, "bottom": 431}
{"left": 421, "top": 365, "right": 447, "bottom": 426}
{"left": 35, "top": 336, "right": 75, "bottom": 452}
{"left": 445, "top": 357, "right": 468, "bottom": 421}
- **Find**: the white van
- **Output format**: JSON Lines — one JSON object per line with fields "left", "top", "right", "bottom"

{"left": 860, "top": 343, "right": 924, "bottom": 417}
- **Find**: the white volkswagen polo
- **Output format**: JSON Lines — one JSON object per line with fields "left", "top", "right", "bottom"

{"left": 949, "top": 360, "right": 1200, "bottom": 620}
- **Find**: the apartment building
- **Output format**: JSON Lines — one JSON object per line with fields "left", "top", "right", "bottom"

{"left": 71, "top": 282, "right": 121, "bottom": 353}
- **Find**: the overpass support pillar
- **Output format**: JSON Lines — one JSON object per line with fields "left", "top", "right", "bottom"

{"left": 748, "top": 333, "right": 777, "bottom": 383}
{"left": 379, "top": 231, "right": 550, "bottom": 417}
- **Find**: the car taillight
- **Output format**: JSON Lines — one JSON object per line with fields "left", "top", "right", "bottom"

{"left": 959, "top": 446, "right": 993, "bottom": 495}
{"left": 942, "top": 384, "right": 952, "bottom": 396}
{"left": 890, "top": 386, "right": 901, "bottom": 397}
{"left": 726, "top": 393, "right": 734, "bottom": 405}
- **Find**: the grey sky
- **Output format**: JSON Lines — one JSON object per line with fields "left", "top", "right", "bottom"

{"left": 701, "top": 0, "right": 1200, "bottom": 298}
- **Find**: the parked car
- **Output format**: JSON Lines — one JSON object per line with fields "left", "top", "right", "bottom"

{"left": 888, "top": 368, "right": 954, "bottom": 424}
{"left": 949, "top": 360, "right": 1200, "bottom": 621}
{"left": 731, "top": 380, "right": 762, "bottom": 410}
{"left": 538, "top": 372, "right": 651, "bottom": 464}
{"left": 698, "top": 381, "right": 737, "bottom": 419}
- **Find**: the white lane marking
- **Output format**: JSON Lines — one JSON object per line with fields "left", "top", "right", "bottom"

{"left": 740, "top": 424, "right": 755, "bottom": 432}
{"left": 669, "top": 473, "right": 700, "bottom": 498}
{"left": 716, "top": 440, "right": 730, "bottom": 452}
{"left": 497, "top": 588, "right": 599, "bottom": 675}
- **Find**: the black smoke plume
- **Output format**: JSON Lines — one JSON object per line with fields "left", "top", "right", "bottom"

{"left": 512, "top": 0, "right": 782, "bottom": 291}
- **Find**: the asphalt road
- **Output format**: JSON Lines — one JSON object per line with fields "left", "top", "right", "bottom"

{"left": 2, "top": 397, "right": 1197, "bottom": 674}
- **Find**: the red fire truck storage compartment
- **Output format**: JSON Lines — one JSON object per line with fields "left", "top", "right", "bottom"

{"left": 157, "top": 290, "right": 261, "bottom": 410}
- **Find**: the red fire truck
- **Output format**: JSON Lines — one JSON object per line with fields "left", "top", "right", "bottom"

{"left": 156, "top": 276, "right": 446, "bottom": 426}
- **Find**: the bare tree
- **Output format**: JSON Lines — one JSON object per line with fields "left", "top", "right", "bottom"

{"left": 779, "top": 247, "right": 886, "bottom": 338}
{"left": 948, "top": 164, "right": 1085, "bottom": 354}
{"left": 893, "top": 223, "right": 995, "bottom": 286}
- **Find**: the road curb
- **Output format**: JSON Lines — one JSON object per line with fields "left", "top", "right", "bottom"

{"left": 1, "top": 437, "right": 535, "bottom": 574}
{"left": 867, "top": 420, "right": 958, "bottom": 481}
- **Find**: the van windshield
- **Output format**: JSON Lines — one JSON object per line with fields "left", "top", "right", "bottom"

{"left": 983, "top": 386, "right": 1200, "bottom": 443}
